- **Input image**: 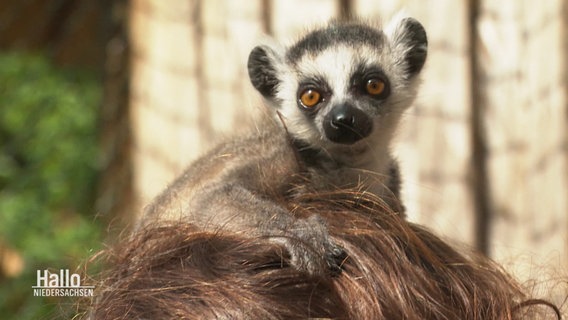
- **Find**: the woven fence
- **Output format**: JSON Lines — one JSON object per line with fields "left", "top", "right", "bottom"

{"left": 128, "top": 0, "right": 567, "bottom": 298}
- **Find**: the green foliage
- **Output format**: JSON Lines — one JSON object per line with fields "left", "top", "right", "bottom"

{"left": 0, "top": 52, "right": 102, "bottom": 319}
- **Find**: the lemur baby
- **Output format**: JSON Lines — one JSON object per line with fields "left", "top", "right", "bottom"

{"left": 248, "top": 15, "right": 427, "bottom": 213}
{"left": 141, "top": 16, "right": 427, "bottom": 275}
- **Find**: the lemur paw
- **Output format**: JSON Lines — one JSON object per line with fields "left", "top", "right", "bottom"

{"left": 282, "top": 215, "right": 346, "bottom": 276}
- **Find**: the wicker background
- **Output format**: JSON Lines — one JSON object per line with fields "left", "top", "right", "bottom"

{"left": 127, "top": 0, "right": 567, "bottom": 300}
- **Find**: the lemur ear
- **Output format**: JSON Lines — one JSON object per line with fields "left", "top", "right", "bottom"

{"left": 385, "top": 16, "right": 428, "bottom": 78}
{"left": 247, "top": 45, "right": 284, "bottom": 100}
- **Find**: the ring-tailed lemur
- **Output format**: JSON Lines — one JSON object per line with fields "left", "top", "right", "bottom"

{"left": 141, "top": 16, "right": 427, "bottom": 275}
{"left": 248, "top": 15, "right": 427, "bottom": 213}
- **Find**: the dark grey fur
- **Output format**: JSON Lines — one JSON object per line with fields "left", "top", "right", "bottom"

{"left": 141, "top": 119, "right": 345, "bottom": 275}
{"left": 286, "top": 22, "right": 386, "bottom": 63}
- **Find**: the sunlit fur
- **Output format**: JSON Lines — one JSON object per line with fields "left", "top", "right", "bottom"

{"left": 85, "top": 190, "right": 563, "bottom": 319}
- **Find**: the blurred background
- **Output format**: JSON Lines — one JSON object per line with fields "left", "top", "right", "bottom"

{"left": 0, "top": 0, "right": 566, "bottom": 318}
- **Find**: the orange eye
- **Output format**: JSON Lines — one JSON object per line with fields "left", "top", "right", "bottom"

{"left": 366, "top": 79, "right": 386, "bottom": 96}
{"left": 299, "top": 89, "right": 322, "bottom": 108}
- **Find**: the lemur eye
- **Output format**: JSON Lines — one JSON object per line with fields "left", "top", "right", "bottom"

{"left": 365, "top": 79, "right": 386, "bottom": 96}
{"left": 299, "top": 89, "right": 322, "bottom": 108}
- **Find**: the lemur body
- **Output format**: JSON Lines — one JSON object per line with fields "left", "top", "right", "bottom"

{"left": 143, "top": 119, "right": 342, "bottom": 274}
{"left": 141, "top": 16, "right": 427, "bottom": 275}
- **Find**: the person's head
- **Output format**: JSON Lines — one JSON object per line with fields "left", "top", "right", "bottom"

{"left": 87, "top": 192, "right": 562, "bottom": 319}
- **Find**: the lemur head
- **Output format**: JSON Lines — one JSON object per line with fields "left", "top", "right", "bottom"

{"left": 248, "top": 16, "right": 427, "bottom": 154}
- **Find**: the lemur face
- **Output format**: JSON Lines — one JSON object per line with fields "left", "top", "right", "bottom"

{"left": 248, "top": 16, "right": 427, "bottom": 150}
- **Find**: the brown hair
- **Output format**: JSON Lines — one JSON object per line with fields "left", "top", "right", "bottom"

{"left": 86, "top": 192, "right": 563, "bottom": 319}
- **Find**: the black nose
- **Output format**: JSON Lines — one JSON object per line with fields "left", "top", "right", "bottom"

{"left": 331, "top": 111, "right": 355, "bottom": 129}
{"left": 323, "top": 104, "right": 373, "bottom": 144}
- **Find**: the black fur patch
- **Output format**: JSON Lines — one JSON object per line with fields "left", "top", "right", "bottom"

{"left": 248, "top": 46, "right": 280, "bottom": 99}
{"left": 349, "top": 63, "right": 390, "bottom": 99}
{"left": 291, "top": 138, "right": 330, "bottom": 169}
{"left": 399, "top": 18, "right": 428, "bottom": 77}
{"left": 286, "top": 23, "right": 385, "bottom": 63}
